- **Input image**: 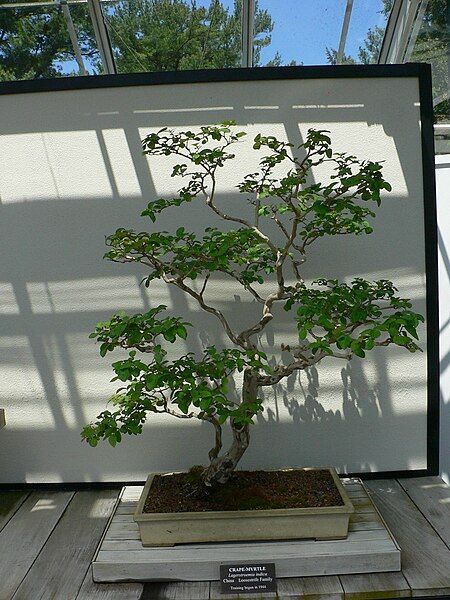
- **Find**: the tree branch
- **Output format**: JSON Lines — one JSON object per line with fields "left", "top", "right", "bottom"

{"left": 257, "top": 350, "right": 328, "bottom": 386}
{"left": 205, "top": 415, "right": 223, "bottom": 460}
{"left": 139, "top": 251, "right": 245, "bottom": 349}
{"left": 202, "top": 172, "right": 278, "bottom": 255}
{"left": 224, "top": 270, "right": 265, "bottom": 303}
{"left": 199, "top": 273, "right": 210, "bottom": 298}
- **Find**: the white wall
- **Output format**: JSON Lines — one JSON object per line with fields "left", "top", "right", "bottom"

{"left": 0, "top": 76, "right": 430, "bottom": 482}
{"left": 436, "top": 154, "right": 450, "bottom": 483}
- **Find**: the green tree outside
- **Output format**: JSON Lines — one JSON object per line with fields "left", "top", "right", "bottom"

{"left": 0, "top": 0, "right": 278, "bottom": 81}
{"left": 0, "top": 4, "right": 97, "bottom": 80}
{"left": 103, "top": 0, "right": 279, "bottom": 72}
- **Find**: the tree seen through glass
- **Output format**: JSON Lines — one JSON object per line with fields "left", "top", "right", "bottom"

{"left": 0, "top": 0, "right": 395, "bottom": 80}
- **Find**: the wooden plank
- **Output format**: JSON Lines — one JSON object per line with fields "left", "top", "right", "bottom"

{"left": 94, "top": 543, "right": 398, "bottom": 583}
{"left": 365, "top": 479, "right": 450, "bottom": 597}
{"left": 101, "top": 528, "right": 394, "bottom": 551}
{"left": 0, "top": 409, "right": 5, "bottom": 429}
{"left": 0, "top": 491, "right": 74, "bottom": 599}
{"left": 350, "top": 512, "right": 382, "bottom": 523}
{"left": 77, "top": 566, "right": 143, "bottom": 600}
{"left": 90, "top": 488, "right": 123, "bottom": 566}
{"left": 350, "top": 497, "right": 373, "bottom": 505}
{"left": 0, "top": 491, "right": 28, "bottom": 533}
{"left": 349, "top": 499, "right": 379, "bottom": 513}
{"left": 342, "top": 481, "right": 365, "bottom": 490}
{"left": 121, "top": 486, "right": 143, "bottom": 502}
{"left": 279, "top": 576, "right": 344, "bottom": 600}
{"left": 12, "top": 490, "right": 119, "bottom": 600}
{"left": 348, "top": 521, "right": 385, "bottom": 532}
{"left": 143, "top": 581, "right": 210, "bottom": 599}
{"left": 340, "top": 571, "right": 411, "bottom": 599}
{"left": 210, "top": 576, "right": 344, "bottom": 599}
{"left": 399, "top": 477, "right": 450, "bottom": 549}
{"left": 94, "top": 540, "right": 399, "bottom": 582}
{"left": 347, "top": 492, "right": 370, "bottom": 500}
{"left": 103, "top": 523, "right": 391, "bottom": 540}
{"left": 101, "top": 530, "right": 393, "bottom": 552}
{"left": 97, "top": 539, "right": 398, "bottom": 563}
{"left": 115, "top": 507, "right": 134, "bottom": 516}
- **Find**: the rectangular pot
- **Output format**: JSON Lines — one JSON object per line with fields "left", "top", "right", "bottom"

{"left": 134, "top": 467, "right": 354, "bottom": 547}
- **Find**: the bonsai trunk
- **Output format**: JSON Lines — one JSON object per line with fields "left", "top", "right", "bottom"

{"left": 203, "top": 369, "right": 258, "bottom": 486}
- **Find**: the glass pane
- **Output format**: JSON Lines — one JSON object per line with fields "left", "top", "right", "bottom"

{"left": 254, "top": 0, "right": 391, "bottom": 66}
{"left": 102, "top": 0, "right": 243, "bottom": 73}
{"left": 406, "top": 0, "right": 449, "bottom": 153}
{"left": 345, "top": 0, "right": 391, "bottom": 64}
{"left": 0, "top": 1, "right": 100, "bottom": 81}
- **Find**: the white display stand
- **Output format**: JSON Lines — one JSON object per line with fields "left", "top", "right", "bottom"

{"left": 92, "top": 479, "right": 401, "bottom": 582}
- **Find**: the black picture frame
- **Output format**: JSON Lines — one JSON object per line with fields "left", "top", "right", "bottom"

{"left": 0, "top": 63, "right": 439, "bottom": 484}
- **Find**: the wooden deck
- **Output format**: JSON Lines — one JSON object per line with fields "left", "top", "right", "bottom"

{"left": 0, "top": 476, "right": 449, "bottom": 599}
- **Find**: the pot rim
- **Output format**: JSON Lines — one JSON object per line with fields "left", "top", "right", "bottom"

{"left": 134, "top": 467, "right": 355, "bottom": 522}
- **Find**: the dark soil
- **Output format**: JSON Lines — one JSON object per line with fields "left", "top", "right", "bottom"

{"left": 143, "top": 468, "right": 344, "bottom": 513}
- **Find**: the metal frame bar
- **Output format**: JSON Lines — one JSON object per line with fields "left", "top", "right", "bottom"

{"left": 336, "top": 0, "right": 354, "bottom": 64}
{"left": 378, "top": 0, "right": 405, "bottom": 63}
{"left": 394, "top": 0, "right": 424, "bottom": 62}
{"left": 241, "top": 0, "right": 255, "bottom": 68}
{"left": 403, "top": 0, "right": 428, "bottom": 62}
{"left": 378, "top": 0, "right": 425, "bottom": 64}
{"left": 58, "top": 0, "right": 88, "bottom": 75}
{"left": 87, "top": 0, "right": 116, "bottom": 74}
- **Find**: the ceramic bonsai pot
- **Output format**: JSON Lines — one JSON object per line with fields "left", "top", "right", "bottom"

{"left": 133, "top": 467, "right": 354, "bottom": 547}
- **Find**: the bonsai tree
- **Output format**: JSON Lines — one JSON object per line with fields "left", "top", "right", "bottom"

{"left": 82, "top": 122, "right": 423, "bottom": 487}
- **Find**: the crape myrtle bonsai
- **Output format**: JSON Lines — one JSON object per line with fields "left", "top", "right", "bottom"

{"left": 82, "top": 122, "right": 423, "bottom": 487}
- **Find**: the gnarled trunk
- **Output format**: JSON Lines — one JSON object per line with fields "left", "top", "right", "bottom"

{"left": 203, "top": 420, "right": 250, "bottom": 485}
{"left": 203, "top": 369, "right": 258, "bottom": 486}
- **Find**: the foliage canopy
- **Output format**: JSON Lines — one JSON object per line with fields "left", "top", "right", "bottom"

{"left": 82, "top": 122, "right": 423, "bottom": 485}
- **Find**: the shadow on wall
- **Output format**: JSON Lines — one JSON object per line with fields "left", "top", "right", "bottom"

{"left": 0, "top": 77, "right": 429, "bottom": 482}
{"left": 253, "top": 361, "right": 427, "bottom": 474}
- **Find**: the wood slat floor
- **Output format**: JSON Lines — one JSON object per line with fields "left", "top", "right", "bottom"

{"left": 0, "top": 476, "right": 449, "bottom": 600}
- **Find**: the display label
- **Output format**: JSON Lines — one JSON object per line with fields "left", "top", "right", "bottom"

{"left": 220, "top": 562, "right": 277, "bottom": 594}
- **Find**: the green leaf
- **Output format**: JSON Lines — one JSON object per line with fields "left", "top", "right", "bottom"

{"left": 351, "top": 341, "right": 365, "bottom": 358}
{"left": 163, "top": 331, "right": 176, "bottom": 342}
{"left": 177, "top": 326, "right": 188, "bottom": 340}
{"left": 337, "top": 335, "right": 352, "bottom": 349}
{"left": 404, "top": 323, "right": 419, "bottom": 340}
{"left": 298, "top": 327, "right": 307, "bottom": 340}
